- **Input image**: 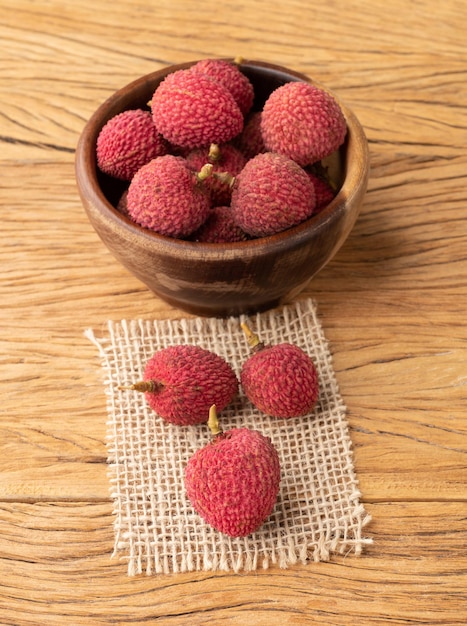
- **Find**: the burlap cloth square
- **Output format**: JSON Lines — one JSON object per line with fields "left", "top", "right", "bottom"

{"left": 85, "top": 298, "right": 372, "bottom": 576}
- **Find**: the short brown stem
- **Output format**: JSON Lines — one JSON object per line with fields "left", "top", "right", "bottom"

{"left": 118, "top": 380, "right": 163, "bottom": 393}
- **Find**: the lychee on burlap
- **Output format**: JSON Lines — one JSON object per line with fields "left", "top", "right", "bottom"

{"left": 85, "top": 298, "right": 372, "bottom": 576}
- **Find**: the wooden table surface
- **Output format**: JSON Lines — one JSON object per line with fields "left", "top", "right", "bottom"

{"left": 1, "top": 0, "right": 466, "bottom": 623}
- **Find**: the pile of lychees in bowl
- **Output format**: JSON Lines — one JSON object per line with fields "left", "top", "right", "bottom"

{"left": 76, "top": 58, "right": 369, "bottom": 317}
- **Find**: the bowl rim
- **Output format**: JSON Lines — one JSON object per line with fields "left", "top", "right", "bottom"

{"left": 75, "top": 59, "right": 369, "bottom": 261}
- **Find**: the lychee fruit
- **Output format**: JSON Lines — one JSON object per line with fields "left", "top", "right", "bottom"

{"left": 119, "top": 345, "right": 239, "bottom": 426}
{"left": 116, "top": 188, "right": 130, "bottom": 218}
{"left": 240, "top": 322, "right": 319, "bottom": 418}
{"left": 186, "top": 143, "right": 247, "bottom": 206}
{"left": 191, "top": 206, "right": 249, "bottom": 243}
{"left": 306, "top": 170, "right": 336, "bottom": 213}
{"left": 126, "top": 154, "right": 212, "bottom": 238}
{"left": 260, "top": 81, "right": 347, "bottom": 166}
{"left": 229, "top": 152, "right": 317, "bottom": 237}
{"left": 190, "top": 58, "right": 255, "bottom": 116}
{"left": 96, "top": 109, "right": 168, "bottom": 181}
{"left": 234, "top": 111, "right": 266, "bottom": 160}
{"left": 184, "top": 405, "right": 281, "bottom": 537}
{"left": 150, "top": 69, "right": 244, "bottom": 149}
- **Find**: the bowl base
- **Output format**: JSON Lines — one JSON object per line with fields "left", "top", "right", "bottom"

{"left": 155, "top": 291, "right": 283, "bottom": 319}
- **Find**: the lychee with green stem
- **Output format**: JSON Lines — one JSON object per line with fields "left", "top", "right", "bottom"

{"left": 126, "top": 155, "right": 213, "bottom": 238}
{"left": 184, "top": 405, "right": 281, "bottom": 537}
{"left": 119, "top": 345, "right": 239, "bottom": 426}
{"left": 240, "top": 322, "right": 319, "bottom": 418}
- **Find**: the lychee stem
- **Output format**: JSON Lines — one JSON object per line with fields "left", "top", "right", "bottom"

{"left": 208, "top": 404, "right": 223, "bottom": 437}
{"left": 118, "top": 380, "right": 163, "bottom": 393}
{"left": 196, "top": 163, "right": 214, "bottom": 182}
{"left": 241, "top": 321, "right": 265, "bottom": 351}
{"left": 233, "top": 56, "right": 244, "bottom": 65}
{"left": 213, "top": 171, "right": 235, "bottom": 188}
{"left": 208, "top": 143, "right": 221, "bottom": 163}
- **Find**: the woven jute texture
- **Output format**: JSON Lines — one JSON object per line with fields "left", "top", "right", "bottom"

{"left": 85, "top": 298, "right": 372, "bottom": 576}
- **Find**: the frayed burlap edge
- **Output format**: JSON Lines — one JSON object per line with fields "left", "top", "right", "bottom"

{"left": 85, "top": 298, "right": 372, "bottom": 575}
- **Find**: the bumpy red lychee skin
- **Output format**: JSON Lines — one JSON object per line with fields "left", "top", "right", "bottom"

{"left": 306, "top": 171, "right": 336, "bottom": 213}
{"left": 261, "top": 82, "right": 347, "bottom": 166}
{"left": 241, "top": 343, "right": 319, "bottom": 418}
{"left": 141, "top": 345, "right": 239, "bottom": 426}
{"left": 230, "top": 152, "right": 316, "bottom": 237}
{"left": 186, "top": 143, "right": 247, "bottom": 206}
{"left": 96, "top": 109, "right": 168, "bottom": 181}
{"left": 126, "top": 155, "right": 211, "bottom": 238}
{"left": 190, "top": 59, "right": 255, "bottom": 116}
{"left": 151, "top": 69, "right": 244, "bottom": 149}
{"left": 234, "top": 111, "right": 266, "bottom": 160}
{"left": 191, "top": 206, "right": 249, "bottom": 243}
{"left": 185, "top": 427, "right": 281, "bottom": 537}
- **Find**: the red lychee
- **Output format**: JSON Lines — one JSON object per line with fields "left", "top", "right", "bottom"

{"left": 306, "top": 170, "right": 336, "bottom": 213}
{"left": 186, "top": 143, "right": 247, "bottom": 206}
{"left": 119, "top": 345, "right": 239, "bottom": 426}
{"left": 96, "top": 109, "right": 168, "bottom": 181}
{"left": 240, "top": 323, "right": 319, "bottom": 418}
{"left": 261, "top": 81, "right": 347, "bottom": 166}
{"left": 190, "top": 58, "right": 255, "bottom": 116}
{"left": 230, "top": 152, "right": 316, "bottom": 237}
{"left": 234, "top": 111, "right": 266, "bottom": 160}
{"left": 126, "top": 155, "right": 212, "bottom": 238}
{"left": 185, "top": 405, "right": 281, "bottom": 537}
{"left": 191, "top": 206, "right": 249, "bottom": 243}
{"left": 116, "top": 188, "right": 130, "bottom": 218}
{"left": 150, "top": 69, "right": 244, "bottom": 149}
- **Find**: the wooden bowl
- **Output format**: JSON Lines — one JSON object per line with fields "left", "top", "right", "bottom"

{"left": 75, "top": 60, "right": 369, "bottom": 317}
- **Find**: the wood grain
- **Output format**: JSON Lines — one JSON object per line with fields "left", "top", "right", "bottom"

{"left": 1, "top": 0, "right": 466, "bottom": 623}
{"left": 0, "top": 502, "right": 466, "bottom": 625}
